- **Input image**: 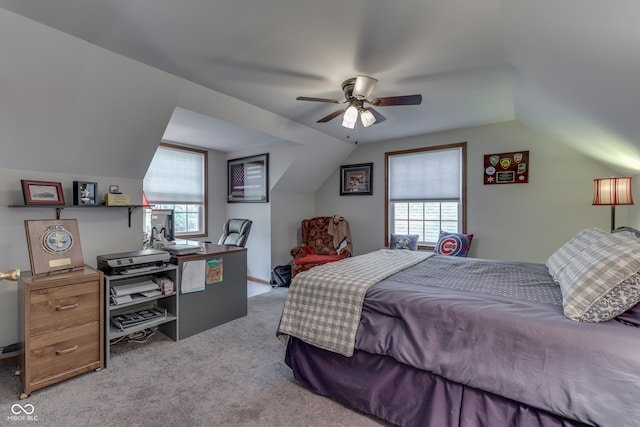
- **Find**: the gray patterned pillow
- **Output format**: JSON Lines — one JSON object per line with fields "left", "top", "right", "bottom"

{"left": 389, "top": 234, "right": 419, "bottom": 250}
{"left": 546, "top": 228, "right": 640, "bottom": 322}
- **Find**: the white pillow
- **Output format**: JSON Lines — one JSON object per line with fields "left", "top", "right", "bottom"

{"left": 546, "top": 228, "right": 640, "bottom": 322}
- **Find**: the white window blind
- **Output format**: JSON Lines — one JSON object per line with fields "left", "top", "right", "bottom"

{"left": 144, "top": 145, "right": 205, "bottom": 204}
{"left": 389, "top": 147, "right": 461, "bottom": 202}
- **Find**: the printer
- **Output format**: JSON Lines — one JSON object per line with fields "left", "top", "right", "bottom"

{"left": 97, "top": 249, "right": 171, "bottom": 275}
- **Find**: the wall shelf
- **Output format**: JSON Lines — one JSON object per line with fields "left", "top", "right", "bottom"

{"left": 8, "top": 205, "right": 146, "bottom": 227}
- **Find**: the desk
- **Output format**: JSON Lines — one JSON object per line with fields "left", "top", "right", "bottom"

{"left": 171, "top": 243, "right": 247, "bottom": 339}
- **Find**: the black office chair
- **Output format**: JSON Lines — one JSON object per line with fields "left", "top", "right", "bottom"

{"left": 217, "top": 219, "right": 252, "bottom": 247}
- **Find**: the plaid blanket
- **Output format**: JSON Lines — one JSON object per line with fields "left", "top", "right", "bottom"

{"left": 278, "top": 249, "right": 434, "bottom": 356}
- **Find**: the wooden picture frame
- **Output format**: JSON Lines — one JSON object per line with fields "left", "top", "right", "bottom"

{"left": 21, "top": 180, "right": 65, "bottom": 205}
{"left": 73, "top": 181, "right": 98, "bottom": 205}
{"left": 24, "top": 219, "right": 85, "bottom": 276}
{"left": 340, "top": 163, "right": 373, "bottom": 195}
{"left": 227, "top": 153, "right": 269, "bottom": 203}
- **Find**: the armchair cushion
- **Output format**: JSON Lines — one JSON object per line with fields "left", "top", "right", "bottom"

{"left": 295, "top": 254, "right": 341, "bottom": 265}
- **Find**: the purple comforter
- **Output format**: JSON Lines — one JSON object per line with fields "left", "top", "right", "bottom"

{"left": 355, "top": 256, "right": 640, "bottom": 427}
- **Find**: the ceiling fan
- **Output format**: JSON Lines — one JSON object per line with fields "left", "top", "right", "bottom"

{"left": 296, "top": 75, "right": 422, "bottom": 129}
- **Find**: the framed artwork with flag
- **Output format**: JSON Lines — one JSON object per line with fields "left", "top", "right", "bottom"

{"left": 483, "top": 150, "right": 529, "bottom": 185}
{"left": 227, "top": 153, "right": 269, "bottom": 202}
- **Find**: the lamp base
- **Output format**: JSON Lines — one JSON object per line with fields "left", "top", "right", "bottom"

{"left": 611, "top": 205, "right": 616, "bottom": 232}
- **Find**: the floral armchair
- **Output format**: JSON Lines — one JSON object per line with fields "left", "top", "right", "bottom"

{"left": 291, "top": 216, "right": 352, "bottom": 277}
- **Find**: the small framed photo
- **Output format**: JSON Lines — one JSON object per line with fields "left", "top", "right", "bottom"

{"left": 21, "top": 180, "right": 65, "bottom": 205}
{"left": 73, "top": 181, "right": 98, "bottom": 205}
{"left": 109, "top": 185, "right": 120, "bottom": 194}
{"left": 340, "top": 163, "right": 373, "bottom": 195}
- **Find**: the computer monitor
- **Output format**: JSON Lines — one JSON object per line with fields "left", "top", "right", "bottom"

{"left": 149, "top": 209, "right": 174, "bottom": 244}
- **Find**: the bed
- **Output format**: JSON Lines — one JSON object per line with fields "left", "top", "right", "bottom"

{"left": 277, "top": 228, "right": 640, "bottom": 427}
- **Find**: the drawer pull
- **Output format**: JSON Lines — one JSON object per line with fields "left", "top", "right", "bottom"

{"left": 56, "top": 345, "right": 78, "bottom": 355}
{"left": 56, "top": 303, "right": 78, "bottom": 311}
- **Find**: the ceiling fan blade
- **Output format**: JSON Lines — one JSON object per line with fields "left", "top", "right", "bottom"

{"left": 296, "top": 96, "right": 341, "bottom": 104}
{"left": 370, "top": 94, "right": 422, "bottom": 106}
{"left": 317, "top": 109, "right": 345, "bottom": 123}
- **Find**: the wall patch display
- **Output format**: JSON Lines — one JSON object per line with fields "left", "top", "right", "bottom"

{"left": 484, "top": 151, "right": 529, "bottom": 185}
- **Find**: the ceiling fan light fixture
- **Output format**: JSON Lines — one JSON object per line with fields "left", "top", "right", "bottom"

{"left": 342, "top": 105, "right": 358, "bottom": 129}
{"left": 360, "top": 108, "right": 376, "bottom": 127}
{"left": 353, "top": 75, "right": 378, "bottom": 99}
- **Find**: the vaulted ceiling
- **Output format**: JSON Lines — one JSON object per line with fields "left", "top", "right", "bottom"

{"left": 2, "top": 0, "right": 640, "bottom": 175}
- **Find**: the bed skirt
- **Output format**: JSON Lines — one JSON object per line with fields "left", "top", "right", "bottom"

{"left": 285, "top": 337, "right": 589, "bottom": 427}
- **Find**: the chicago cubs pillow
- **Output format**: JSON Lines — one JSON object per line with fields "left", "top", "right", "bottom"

{"left": 434, "top": 231, "right": 473, "bottom": 257}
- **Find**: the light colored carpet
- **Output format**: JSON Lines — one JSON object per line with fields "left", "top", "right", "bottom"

{"left": 247, "top": 280, "right": 271, "bottom": 297}
{"left": 0, "top": 288, "right": 391, "bottom": 427}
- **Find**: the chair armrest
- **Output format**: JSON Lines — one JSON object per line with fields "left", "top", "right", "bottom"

{"left": 291, "top": 245, "right": 309, "bottom": 259}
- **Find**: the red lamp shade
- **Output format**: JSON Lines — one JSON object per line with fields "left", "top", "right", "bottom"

{"left": 593, "top": 177, "right": 634, "bottom": 232}
{"left": 592, "top": 177, "right": 634, "bottom": 206}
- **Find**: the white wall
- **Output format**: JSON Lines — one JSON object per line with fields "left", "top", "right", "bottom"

{"left": 201, "top": 148, "right": 228, "bottom": 245}
{"left": 224, "top": 140, "right": 300, "bottom": 281}
{"left": 315, "top": 120, "right": 627, "bottom": 263}
{"left": 226, "top": 201, "right": 270, "bottom": 281}
{"left": 270, "top": 190, "right": 315, "bottom": 268}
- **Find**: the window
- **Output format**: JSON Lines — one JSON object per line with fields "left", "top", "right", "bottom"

{"left": 143, "top": 143, "right": 208, "bottom": 239}
{"left": 385, "top": 142, "right": 467, "bottom": 248}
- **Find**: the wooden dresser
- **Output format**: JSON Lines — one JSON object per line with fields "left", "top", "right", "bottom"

{"left": 19, "top": 267, "right": 104, "bottom": 399}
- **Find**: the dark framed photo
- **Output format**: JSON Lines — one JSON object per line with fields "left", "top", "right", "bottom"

{"left": 73, "top": 181, "right": 98, "bottom": 205}
{"left": 21, "top": 180, "right": 65, "bottom": 205}
{"left": 340, "top": 163, "right": 373, "bottom": 195}
{"left": 227, "top": 153, "right": 269, "bottom": 203}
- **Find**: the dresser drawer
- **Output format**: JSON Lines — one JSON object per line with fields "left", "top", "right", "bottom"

{"left": 29, "top": 280, "right": 100, "bottom": 336}
{"left": 27, "top": 321, "right": 101, "bottom": 387}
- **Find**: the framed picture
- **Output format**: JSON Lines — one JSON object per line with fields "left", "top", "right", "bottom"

{"left": 73, "top": 181, "right": 98, "bottom": 205}
{"left": 21, "top": 180, "right": 65, "bottom": 205}
{"left": 340, "top": 163, "right": 373, "bottom": 195}
{"left": 109, "top": 185, "right": 120, "bottom": 194}
{"left": 24, "top": 219, "right": 85, "bottom": 276}
{"left": 227, "top": 153, "right": 269, "bottom": 203}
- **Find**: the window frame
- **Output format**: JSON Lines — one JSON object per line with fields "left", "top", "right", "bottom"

{"left": 144, "top": 142, "right": 208, "bottom": 239}
{"left": 385, "top": 142, "right": 467, "bottom": 250}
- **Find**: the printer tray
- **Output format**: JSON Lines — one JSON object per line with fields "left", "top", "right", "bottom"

{"left": 110, "top": 307, "right": 166, "bottom": 331}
